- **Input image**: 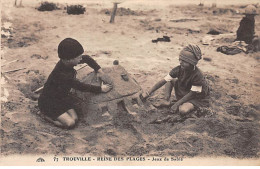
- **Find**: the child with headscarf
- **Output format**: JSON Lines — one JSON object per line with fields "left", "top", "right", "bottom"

{"left": 142, "top": 44, "right": 210, "bottom": 117}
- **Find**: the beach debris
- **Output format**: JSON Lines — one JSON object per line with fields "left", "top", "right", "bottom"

{"left": 207, "top": 29, "right": 221, "bottom": 35}
{"left": 71, "top": 62, "right": 145, "bottom": 126}
{"left": 101, "top": 51, "right": 112, "bottom": 55}
{"left": 102, "top": 7, "right": 145, "bottom": 16}
{"left": 113, "top": 60, "right": 119, "bottom": 65}
{"left": 3, "top": 67, "right": 26, "bottom": 74}
{"left": 1, "top": 30, "right": 11, "bottom": 38}
{"left": 1, "top": 72, "right": 11, "bottom": 82}
{"left": 7, "top": 36, "right": 39, "bottom": 48}
{"left": 1, "top": 59, "right": 19, "bottom": 67}
{"left": 198, "top": 1, "right": 204, "bottom": 7}
{"left": 149, "top": 114, "right": 186, "bottom": 124}
{"left": 170, "top": 18, "right": 198, "bottom": 22}
{"left": 194, "top": 107, "right": 215, "bottom": 118}
{"left": 37, "top": 2, "right": 59, "bottom": 11}
{"left": 188, "top": 27, "right": 201, "bottom": 34}
{"left": 31, "top": 54, "right": 48, "bottom": 60}
{"left": 217, "top": 46, "right": 245, "bottom": 55}
{"left": 110, "top": 2, "right": 120, "bottom": 23}
{"left": 230, "top": 94, "right": 239, "bottom": 100}
{"left": 203, "top": 57, "right": 212, "bottom": 62}
{"left": 212, "top": 8, "right": 237, "bottom": 15}
{"left": 1, "top": 22, "right": 13, "bottom": 39}
{"left": 201, "top": 35, "right": 215, "bottom": 45}
{"left": 232, "top": 41, "right": 247, "bottom": 51}
{"left": 14, "top": 0, "right": 23, "bottom": 7}
{"left": 226, "top": 105, "right": 241, "bottom": 116}
{"left": 152, "top": 36, "right": 170, "bottom": 43}
{"left": 33, "top": 86, "right": 44, "bottom": 93}
{"left": 67, "top": 5, "right": 85, "bottom": 15}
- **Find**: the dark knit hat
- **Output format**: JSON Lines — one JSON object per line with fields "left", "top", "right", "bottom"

{"left": 179, "top": 44, "right": 202, "bottom": 65}
{"left": 58, "top": 38, "right": 84, "bottom": 60}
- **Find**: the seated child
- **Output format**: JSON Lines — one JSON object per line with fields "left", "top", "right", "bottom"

{"left": 38, "top": 38, "right": 112, "bottom": 129}
{"left": 142, "top": 44, "right": 210, "bottom": 117}
{"left": 236, "top": 5, "right": 258, "bottom": 44}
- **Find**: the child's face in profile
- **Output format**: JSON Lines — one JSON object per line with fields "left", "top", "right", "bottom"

{"left": 179, "top": 59, "right": 193, "bottom": 70}
{"left": 67, "top": 54, "right": 83, "bottom": 67}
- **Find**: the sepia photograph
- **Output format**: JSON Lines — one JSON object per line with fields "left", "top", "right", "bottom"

{"left": 1, "top": 0, "right": 260, "bottom": 166}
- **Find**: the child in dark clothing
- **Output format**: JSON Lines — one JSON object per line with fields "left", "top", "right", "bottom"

{"left": 38, "top": 38, "right": 112, "bottom": 129}
{"left": 236, "top": 5, "right": 258, "bottom": 44}
{"left": 142, "top": 44, "right": 210, "bottom": 117}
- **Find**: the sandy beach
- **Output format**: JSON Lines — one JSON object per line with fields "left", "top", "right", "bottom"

{"left": 1, "top": 0, "right": 260, "bottom": 165}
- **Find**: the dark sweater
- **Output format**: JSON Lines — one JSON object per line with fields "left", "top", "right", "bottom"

{"left": 40, "top": 55, "right": 101, "bottom": 99}
{"left": 236, "top": 16, "right": 255, "bottom": 44}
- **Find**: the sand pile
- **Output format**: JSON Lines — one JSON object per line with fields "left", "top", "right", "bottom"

{"left": 72, "top": 64, "right": 146, "bottom": 126}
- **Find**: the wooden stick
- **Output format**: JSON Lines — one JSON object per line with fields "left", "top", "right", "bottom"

{"left": 3, "top": 67, "right": 26, "bottom": 73}
{"left": 34, "top": 86, "right": 44, "bottom": 93}
{"left": 19, "top": 0, "right": 23, "bottom": 6}
{"left": 109, "top": 3, "right": 119, "bottom": 23}
{"left": 1, "top": 59, "right": 19, "bottom": 67}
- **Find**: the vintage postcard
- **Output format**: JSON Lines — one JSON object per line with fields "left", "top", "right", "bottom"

{"left": 1, "top": 0, "right": 260, "bottom": 166}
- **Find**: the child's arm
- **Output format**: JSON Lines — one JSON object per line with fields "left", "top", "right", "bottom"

{"left": 142, "top": 67, "right": 179, "bottom": 100}
{"left": 71, "top": 78, "right": 102, "bottom": 93}
{"left": 71, "top": 79, "right": 112, "bottom": 93}
{"left": 149, "top": 79, "right": 167, "bottom": 95}
{"left": 142, "top": 79, "right": 167, "bottom": 99}
{"left": 81, "top": 55, "right": 113, "bottom": 85}
{"left": 80, "top": 55, "right": 101, "bottom": 72}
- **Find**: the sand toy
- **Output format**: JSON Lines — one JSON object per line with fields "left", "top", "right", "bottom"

{"left": 71, "top": 61, "right": 145, "bottom": 125}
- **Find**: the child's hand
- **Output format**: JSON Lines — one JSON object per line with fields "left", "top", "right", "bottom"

{"left": 142, "top": 91, "right": 150, "bottom": 100}
{"left": 101, "top": 81, "right": 113, "bottom": 93}
{"left": 170, "top": 104, "right": 178, "bottom": 114}
{"left": 140, "top": 91, "right": 150, "bottom": 102}
{"left": 139, "top": 92, "right": 150, "bottom": 102}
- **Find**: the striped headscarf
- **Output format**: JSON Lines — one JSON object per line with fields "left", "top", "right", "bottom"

{"left": 179, "top": 44, "right": 202, "bottom": 65}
